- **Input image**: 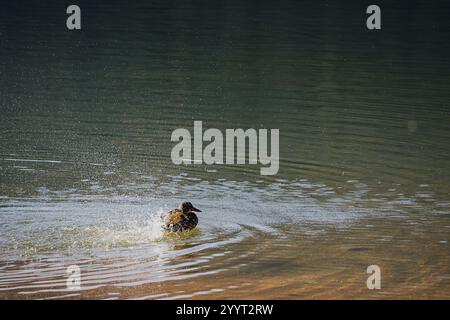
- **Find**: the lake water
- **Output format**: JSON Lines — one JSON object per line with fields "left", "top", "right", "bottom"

{"left": 1, "top": 1, "right": 450, "bottom": 299}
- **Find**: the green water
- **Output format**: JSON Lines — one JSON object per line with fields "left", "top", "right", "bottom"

{"left": 0, "top": 1, "right": 449, "bottom": 299}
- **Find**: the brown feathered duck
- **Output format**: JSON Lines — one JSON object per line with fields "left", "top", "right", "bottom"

{"left": 161, "top": 201, "right": 202, "bottom": 232}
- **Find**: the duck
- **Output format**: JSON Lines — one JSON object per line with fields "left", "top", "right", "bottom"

{"left": 161, "top": 201, "right": 202, "bottom": 232}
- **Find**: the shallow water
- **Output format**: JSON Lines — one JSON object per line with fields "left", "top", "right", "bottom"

{"left": 1, "top": 1, "right": 450, "bottom": 299}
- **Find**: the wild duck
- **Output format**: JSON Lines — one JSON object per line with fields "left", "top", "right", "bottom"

{"left": 162, "top": 201, "right": 202, "bottom": 232}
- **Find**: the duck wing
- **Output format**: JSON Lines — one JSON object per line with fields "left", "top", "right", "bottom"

{"left": 163, "top": 209, "right": 186, "bottom": 226}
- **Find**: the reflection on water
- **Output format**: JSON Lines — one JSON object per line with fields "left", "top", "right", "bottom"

{"left": 1, "top": 1, "right": 450, "bottom": 299}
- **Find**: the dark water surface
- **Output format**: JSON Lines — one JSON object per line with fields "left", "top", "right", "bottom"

{"left": 1, "top": 1, "right": 450, "bottom": 299}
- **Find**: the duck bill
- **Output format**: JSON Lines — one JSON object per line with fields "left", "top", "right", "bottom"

{"left": 191, "top": 207, "right": 202, "bottom": 212}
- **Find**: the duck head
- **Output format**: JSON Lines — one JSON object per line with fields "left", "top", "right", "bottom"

{"left": 179, "top": 201, "right": 202, "bottom": 214}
